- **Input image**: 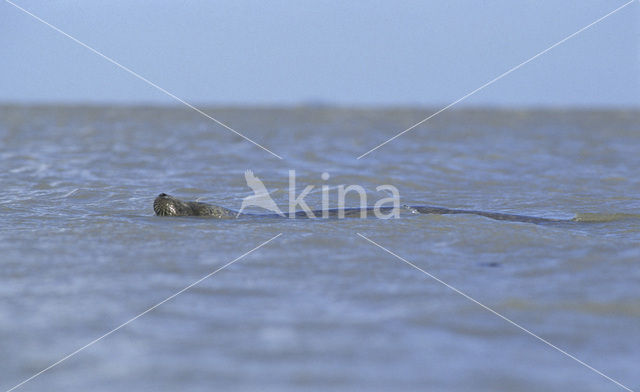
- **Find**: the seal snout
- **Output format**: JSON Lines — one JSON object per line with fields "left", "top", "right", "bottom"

{"left": 158, "top": 193, "right": 168, "bottom": 197}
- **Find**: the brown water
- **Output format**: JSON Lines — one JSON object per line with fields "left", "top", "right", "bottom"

{"left": 1, "top": 105, "right": 639, "bottom": 391}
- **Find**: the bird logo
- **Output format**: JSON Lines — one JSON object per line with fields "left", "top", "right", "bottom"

{"left": 237, "top": 170, "right": 284, "bottom": 217}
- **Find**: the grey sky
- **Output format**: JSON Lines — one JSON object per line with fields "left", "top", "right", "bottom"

{"left": 2, "top": 0, "right": 639, "bottom": 107}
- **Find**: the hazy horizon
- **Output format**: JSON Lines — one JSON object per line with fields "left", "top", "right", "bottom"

{"left": 2, "top": 100, "right": 639, "bottom": 110}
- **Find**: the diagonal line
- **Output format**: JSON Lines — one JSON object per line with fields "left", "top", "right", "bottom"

{"left": 357, "top": 0, "right": 637, "bottom": 159}
{"left": 4, "top": 233, "right": 283, "bottom": 392}
{"left": 4, "top": 0, "right": 283, "bottom": 160}
{"left": 356, "top": 233, "right": 634, "bottom": 392}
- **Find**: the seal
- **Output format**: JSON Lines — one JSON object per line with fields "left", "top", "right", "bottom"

{"left": 153, "top": 193, "right": 236, "bottom": 218}
{"left": 153, "top": 193, "right": 567, "bottom": 224}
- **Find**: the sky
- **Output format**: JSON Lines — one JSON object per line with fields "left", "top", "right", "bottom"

{"left": 1, "top": 0, "right": 639, "bottom": 107}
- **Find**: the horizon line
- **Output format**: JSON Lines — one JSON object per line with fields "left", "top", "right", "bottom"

{"left": 1, "top": 100, "right": 639, "bottom": 111}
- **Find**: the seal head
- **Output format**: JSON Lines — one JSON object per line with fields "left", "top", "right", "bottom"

{"left": 154, "top": 193, "right": 193, "bottom": 216}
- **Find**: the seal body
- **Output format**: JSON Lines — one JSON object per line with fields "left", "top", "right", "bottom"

{"left": 153, "top": 193, "right": 397, "bottom": 219}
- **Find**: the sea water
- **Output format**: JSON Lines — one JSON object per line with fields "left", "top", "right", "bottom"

{"left": 1, "top": 105, "right": 639, "bottom": 391}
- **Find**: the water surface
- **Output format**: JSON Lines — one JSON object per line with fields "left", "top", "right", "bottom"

{"left": 1, "top": 105, "right": 639, "bottom": 391}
